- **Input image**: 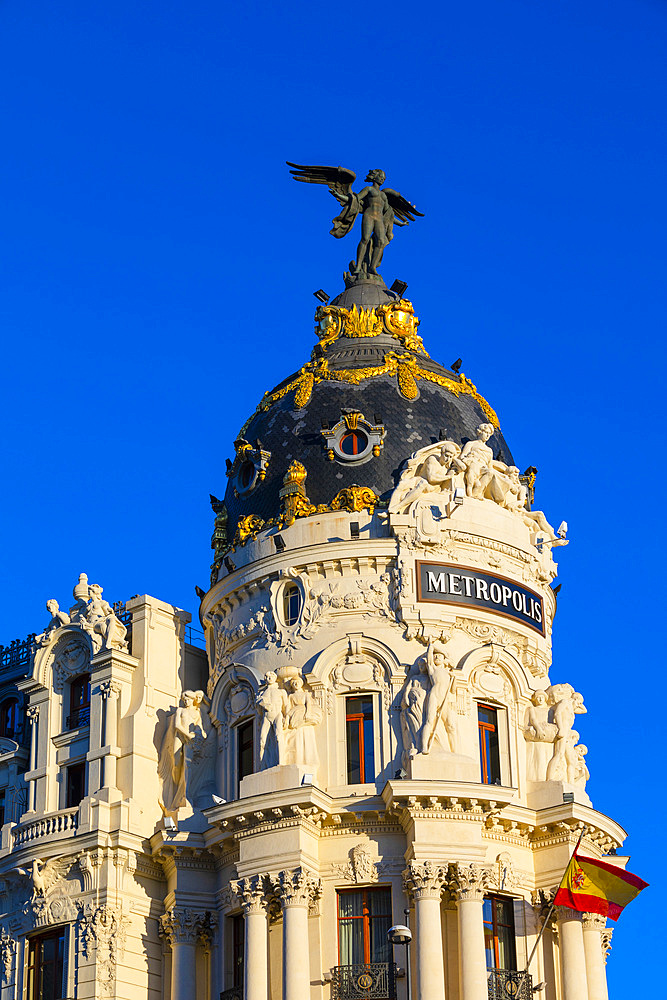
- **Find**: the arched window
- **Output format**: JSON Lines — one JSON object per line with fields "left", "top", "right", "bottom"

{"left": 0, "top": 698, "right": 19, "bottom": 739}
{"left": 282, "top": 584, "right": 302, "bottom": 626}
{"left": 67, "top": 674, "right": 91, "bottom": 730}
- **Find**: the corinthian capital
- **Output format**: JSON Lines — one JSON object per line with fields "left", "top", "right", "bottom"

{"left": 230, "top": 874, "right": 270, "bottom": 915}
{"left": 582, "top": 912, "right": 607, "bottom": 931}
{"left": 402, "top": 861, "right": 448, "bottom": 900}
{"left": 271, "top": 868, "right": 322, "bottom": 909}
{"left": 449, "top": 862, "right": 493, "bottom": 902}
{"left": 159, "top": 907, "right": 216, "bottom": 946}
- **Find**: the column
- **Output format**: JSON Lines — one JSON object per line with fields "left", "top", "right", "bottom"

{"left": 26, "top": 706, "right": 39, "bottom": 811}
{"left": 231, "top": 875, "right": 269, "bottom": 1000}
{"left": 582, "top": 913, "right": 609, "bottom": 1000}
{"left": 160, "top": 907, "right": 213, "bottom": 1000}
{"left": 99, "top": 680, "right": 120, "bottom": 790}
{"left": 451, "top": 863, "right": 491, "bottom": 1000}
{"left": 403, "top": 862, "right": 448, "bottom": 1000}
{"left": 273, "top": 868, "right": 321, "bottom": 1000}
{"left": 555, "top": 906, "right": 588, "bottom": 1000}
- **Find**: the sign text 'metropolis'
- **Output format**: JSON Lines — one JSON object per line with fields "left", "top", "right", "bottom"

{"left": 416, "top": 561, "right": 545, "bottom": 635}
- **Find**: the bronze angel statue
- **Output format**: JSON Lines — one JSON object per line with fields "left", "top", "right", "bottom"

{"left": 287, "top": 162, "right": 424, "bottom": 280}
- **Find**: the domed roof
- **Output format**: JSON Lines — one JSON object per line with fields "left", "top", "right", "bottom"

{"left": 221, "top": 287, "right": 514, "bottom": 541}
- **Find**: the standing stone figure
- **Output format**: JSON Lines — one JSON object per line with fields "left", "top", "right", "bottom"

{"left": 284, "top": 675, "right": 323, "bottom": 769}
{"left": 523, "top": 690, "right": 557, "bottom": 782}
{"left": 419, "top": 641, "right": 457, "bottom": 754}
{"left": 256, "top": 671, "right": 288, "bottom": 769}
{"left": 158, "top": 690, "right": 213, "bottom": 813}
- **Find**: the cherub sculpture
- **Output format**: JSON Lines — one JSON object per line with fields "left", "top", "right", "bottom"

{"left": 287, "top": 162, "right": 423, "bottom": 281}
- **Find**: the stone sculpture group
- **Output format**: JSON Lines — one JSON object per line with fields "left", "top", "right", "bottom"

{"left": 256, "top": 670, "right": 323, "bottom": 771}
{"left": 36, "top": 573, "right": 128, "bottom": 654}
{"left": 523, "top": 683, "right": 588, "bottom": 787}
{"left": 389, "top": 424, "right": 567, "bottom": 547}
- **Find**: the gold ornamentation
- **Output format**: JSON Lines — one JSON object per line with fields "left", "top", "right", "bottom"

{"left": 343, "top": 411, "right": 362, "bottom": 430}
{"left": 294, "top": 371, "right": 314, "bottom": 407}
{"left": 314, "top": 299, "right": 427, "bottom": 354}
{"left": 258, "top": 352, "right": 500, "bottom": 428}
{"left": 233, "top": 515, "right": 266, "bottom": 546}
{"left": 397, "top": 360, "right": 419, "bottom": 400}
{"left": 342, "top": 304, "right": 383, "bottom": 338}
{"left": 330, "top": 487, "right": 380, "bottom": 512}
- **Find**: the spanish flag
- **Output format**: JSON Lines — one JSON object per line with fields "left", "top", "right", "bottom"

{"left": 554, "top": 852, "right": 648, "bottom": 922}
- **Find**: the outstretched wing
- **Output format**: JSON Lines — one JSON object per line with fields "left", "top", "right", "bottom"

{"left": 41, "top": 857, "right": 72, "bottom": 892}
{"left": 383, "top": 189, "right": 424, "bottom": 226}
{"left": 286, "top": 162, "right": 359, "bottom": 238}
{"left": 287, "top": 161, "right": 356, "bottom": 198}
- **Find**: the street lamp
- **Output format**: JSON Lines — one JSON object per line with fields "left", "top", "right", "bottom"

{"left": 387, "top": 912, "right": 412, "bottom": 1000}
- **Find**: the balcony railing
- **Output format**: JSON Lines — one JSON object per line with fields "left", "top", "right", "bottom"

{"left": 66, "top": 706, "right": 90, "bottom": 730}
{"left": 220, "top": 989, "right": 242, "bottom": 1000}
{"left": 13, "top": 807, "right": 79, "bottom": 848}
{"left": 331, "top": 963, "right": 397, "bottom": 1000}
{"left": 488, "top": 968, "right": 533, "bottom": 999}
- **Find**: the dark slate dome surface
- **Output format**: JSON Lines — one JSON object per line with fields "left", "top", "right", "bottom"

{"left": 223, "top": 289, "right": 514, "bottom": 537}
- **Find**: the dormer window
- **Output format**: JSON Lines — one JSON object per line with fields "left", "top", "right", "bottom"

{"left": 67, "top": 674, "right": 91, "bottom": 731}
{"left": 322, "top": 410, "right": 385, "bottom": 464}
{"left": 283, "top": 584, "right": 302, "bottom": 627}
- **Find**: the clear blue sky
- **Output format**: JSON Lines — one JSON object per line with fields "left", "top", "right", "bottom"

{"left": 1, "top": 0, "right": 664, "bottom": 989}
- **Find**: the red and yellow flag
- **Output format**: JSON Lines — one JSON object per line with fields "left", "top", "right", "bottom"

{"left": 554, "top": 853, "right": 648, "bottom": 922}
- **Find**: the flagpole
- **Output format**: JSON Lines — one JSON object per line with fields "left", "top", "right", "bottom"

{"left": 513, "top": 828, "right": 584, "bottom": 997}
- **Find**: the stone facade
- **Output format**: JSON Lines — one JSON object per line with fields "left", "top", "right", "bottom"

{"left": 0, "top": 297, "right": 629, "bottom": 1000}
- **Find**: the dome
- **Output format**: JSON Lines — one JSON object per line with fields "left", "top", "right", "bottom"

{"left": 220, "top": 292, "right": 514, "bottom": 542}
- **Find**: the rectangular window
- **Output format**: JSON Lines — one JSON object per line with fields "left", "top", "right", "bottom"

{"left": 346, "top": 696, "right": 375, "bottom": 784}
{"left": 66, "top": 762, "right": 86, "bottom": 808}
{"left": 232, "top": 913, "right": 244, "bottom": 988}
{"left": 337, "top": 888, "right": 392, "bottom": 966}
{"left": 478, "top": 704, "right": 501, "bottom": 785}
{"left": 236, "top": 719, "right": 254, "bottom": 793}
{"left": 27, "top": 928, "right": 67, "bottom": 1000}
{"left": 0, "top": 789, "right": 5, "bottom": 827}
{"left": 483, "top": 895, "right": 517, "bottom": 971}
{"left": 67, "top": 674, "right": 91, "bottom": 730}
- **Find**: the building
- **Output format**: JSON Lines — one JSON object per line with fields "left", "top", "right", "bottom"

{"left": 0, "top": 244, "right": 625, "bottom": 1000}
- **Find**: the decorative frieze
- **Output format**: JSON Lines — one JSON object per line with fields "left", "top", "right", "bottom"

{"left": 80, "top": 903, "right": 129, "bottom": 995}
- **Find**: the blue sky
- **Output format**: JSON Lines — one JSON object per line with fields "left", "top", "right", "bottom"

{"left": 1, "top": 0, "right": 665, "bottom": 989}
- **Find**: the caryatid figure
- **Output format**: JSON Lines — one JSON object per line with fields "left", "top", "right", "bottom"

{"left": 419, "top": 640, "right": 457, "bottom": 755}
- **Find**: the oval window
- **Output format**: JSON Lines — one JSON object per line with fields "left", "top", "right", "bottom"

{"left": 340, "top": 430, "right": 368, "bottom": 457}
{"left": 283, "top": 583, "right": 302, "bottom": 626}
{"left": 239, "top": 461, "right": 255, "bottom": 489}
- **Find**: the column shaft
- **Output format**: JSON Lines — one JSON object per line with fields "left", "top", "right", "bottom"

{"left": 414, "top": 894, "right": 446, "bottom": 1000}
{"left": 457, "top": 896, "right": 487, "bottom": 1000}
{"left": 557, "top": 908, "right": 588, "bottom": 1000}
{"left": 171, "top": 941, "right": 197, "bottom": 1000}
{"left": 283, "top": 903, "right": 310, "bottom": 1000}
{"left": 582, "top": 916, "right": 609, "bottom": 1000}
{"left": 245, "top": 907, "right": 269, "bottom": 1000}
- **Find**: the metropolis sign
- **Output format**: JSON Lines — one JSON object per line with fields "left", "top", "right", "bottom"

{"left": 416, "top": 561, "right": 545, "bottom": 636}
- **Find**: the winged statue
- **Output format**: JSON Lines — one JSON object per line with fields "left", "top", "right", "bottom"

{"left": 287, "top": 162, "right": 424, "bottom": 281}
{"left": 12, "top": 857, "right": 73, "bottom": 901}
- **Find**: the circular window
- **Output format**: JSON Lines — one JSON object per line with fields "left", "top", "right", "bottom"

{"left": 239, "top": 461, "right": 255, "bottom": 489}
{"left": 282, "top": 584, "right": 302, "bottom": 626}
{"left": 340, "top": 430, "right": 369, "bottom": 456}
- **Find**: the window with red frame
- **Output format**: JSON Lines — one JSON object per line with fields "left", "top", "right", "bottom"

{"left": 337, "top": 888, "right": 392, "bottom": 966}
{"left": 345, "top": 696, "right": 375, "bottom": 784}
{"left": 477, "top": 703, "right": 501, "bottom": 784}
{"left": 483, "top": 895, "right": 517, "bottom": 971}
